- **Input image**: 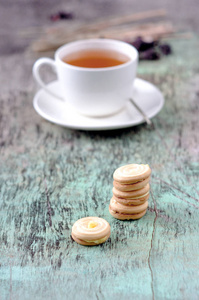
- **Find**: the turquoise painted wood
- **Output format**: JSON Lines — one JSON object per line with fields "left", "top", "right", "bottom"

{"left": 1, "top": 32, "right": 199, "bottom": 299}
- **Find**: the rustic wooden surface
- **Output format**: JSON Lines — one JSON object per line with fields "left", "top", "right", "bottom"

{"left": 1, "top": 1, "right": 199, "bottom": 299}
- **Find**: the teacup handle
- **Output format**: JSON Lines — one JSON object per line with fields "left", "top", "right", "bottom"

{"left": 33, "top": 58, "right": 63, "bottom": 100}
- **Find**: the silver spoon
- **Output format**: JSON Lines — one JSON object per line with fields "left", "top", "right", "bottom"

{"left": 129, "top": 98, "right": 153, "bottom": 127}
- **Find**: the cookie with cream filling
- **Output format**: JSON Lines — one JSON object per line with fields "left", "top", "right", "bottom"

{"left": 113, "top": 176, "right": 150, "bottom": 192}
{"left": 113, "top": 184, "right": 150, "bottom": 199}
{"left": 113, "top": 164, "right": 151, "bottom": 184}
{"left": 113, "top": 192, "right": 149, "bottom": 206}
{"left": 110, "top": 198, "right": 148, "bottom": 215}
{"left": 109, "top": 207, "right": 147, "bottom": 220}
{"left": 71, "top": 217, "right": 111, "bottom": 246}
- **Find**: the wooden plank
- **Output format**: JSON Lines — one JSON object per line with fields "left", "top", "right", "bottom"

{"left": 1, "top": 36, "right": 199, "bottom": 300}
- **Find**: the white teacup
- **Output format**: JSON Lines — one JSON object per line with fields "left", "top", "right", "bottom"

{"left": 33, "top": 39, "right": 138, "bottom": 117}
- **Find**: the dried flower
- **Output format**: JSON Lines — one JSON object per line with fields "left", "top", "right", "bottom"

{"left": 159, "top": 43, "right": 172, "bottom": 55}
{"left": 139, "top": 48, "right": 160, "bottom": 60}
{"left": 129, "top": 36, "right": 172, "bottom": 61}
{"left": 50, "top": 11, "right": 74, "bottom": 21}
{"left": 131, "top": 37, "right": 157, "bottom": 52}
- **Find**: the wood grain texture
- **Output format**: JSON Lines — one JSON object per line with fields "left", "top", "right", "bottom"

{"left": 1, "top": 5, "right": 199, "bottom": 299}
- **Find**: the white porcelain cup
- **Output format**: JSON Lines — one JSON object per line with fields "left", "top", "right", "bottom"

{"left": 33, "top": 39, "right": 138, "bottom": 117}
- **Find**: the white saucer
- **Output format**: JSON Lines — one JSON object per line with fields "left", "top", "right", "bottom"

{"left": 33, "top": 79, "right": 164, "bottom": 131}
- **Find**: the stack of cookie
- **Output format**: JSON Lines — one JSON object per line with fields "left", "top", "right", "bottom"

{"left": 109, "top": 164, "right": 151, "bottom": 220}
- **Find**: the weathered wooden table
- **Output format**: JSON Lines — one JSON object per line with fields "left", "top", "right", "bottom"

{"left": 1, "top": 1, "right": 199, "bottom": 299}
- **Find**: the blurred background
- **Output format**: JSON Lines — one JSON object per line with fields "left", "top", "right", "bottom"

{"left": 0, "top": 0, "right": 198, "bottom": 55}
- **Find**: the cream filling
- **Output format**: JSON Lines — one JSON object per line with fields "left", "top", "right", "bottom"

{"left": 110, "top": 198, "right": 148, "bottom": 214}
{"left": 84, "top": 236, "right": 108, "bottom": 244}
{"left": 128, "top": 191, "right": 149, "bottom": 199}
{"left": 113, "top": 184, "right": 150, "bottom": 198}
{"left": 114, "top": 176, "right": 150, "bottom": 188}
{"left": 88, "top": 221, "right": 98, "bottom": 228}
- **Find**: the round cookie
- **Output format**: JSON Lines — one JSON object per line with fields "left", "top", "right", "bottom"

{"left": 109, "top": 206, "right": 147, "bottom": 220}
{"left": 113, "top": 184, "right": 150, "bottom": 199}
{"left": 113, "top": 164, "right": 151, "bottom": 184}
{"left": 71, "top": 217, "right": 111, "bottom": 246}
{"left": 110, "top": 198, "right": 148, "bottom": 215}
{"left": 113, "top": 192, "right": 149, "bottom": 206}
{"left": 113, "top": 176, "right": 150, "bottom": 192}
